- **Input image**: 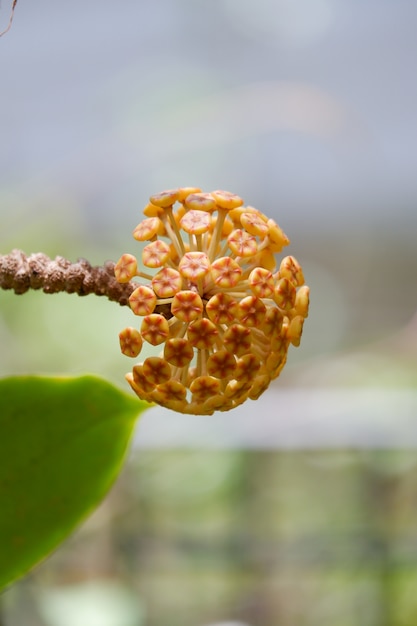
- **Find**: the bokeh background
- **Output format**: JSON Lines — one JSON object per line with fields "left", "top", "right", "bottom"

{"left": 1, "top": 1, "right": 417, "bottom": 625}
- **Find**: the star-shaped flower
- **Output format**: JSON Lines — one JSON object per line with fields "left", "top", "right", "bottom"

{"left": 116, "top": 188, "right": 310, "bottom": 414}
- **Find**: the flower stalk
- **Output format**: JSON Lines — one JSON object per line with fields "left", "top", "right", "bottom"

{"left": 0, "top": 250, "right": 136, "bottom": 306}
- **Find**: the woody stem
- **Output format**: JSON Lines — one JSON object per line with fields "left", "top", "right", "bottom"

{"left": 0, "top": 249, "right": 136, "bottom": 306}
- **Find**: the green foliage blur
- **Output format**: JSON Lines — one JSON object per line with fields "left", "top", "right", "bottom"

{"left": 5, "top": 450, "right": 417, "bottom": 626}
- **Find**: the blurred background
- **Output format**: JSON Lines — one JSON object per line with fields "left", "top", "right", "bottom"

{"left": 1, "top": 1, "right": 417, "bottom": 625}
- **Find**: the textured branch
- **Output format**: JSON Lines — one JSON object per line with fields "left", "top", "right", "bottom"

{"left": 0, "top": 250, "right": 136, "bottom": 306}
{"left": 0, "top": 0, "right": 18, "bottom": 37}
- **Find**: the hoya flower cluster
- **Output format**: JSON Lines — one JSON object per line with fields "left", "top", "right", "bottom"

{"left": 115, "top": 188, "right": 309, "bottom": 415}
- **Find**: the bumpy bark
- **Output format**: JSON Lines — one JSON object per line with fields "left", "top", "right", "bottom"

{"left": 0, "top": 250, "right": 135, "bottom": 306}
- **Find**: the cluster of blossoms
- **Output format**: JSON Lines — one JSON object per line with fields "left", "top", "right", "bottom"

{"left": 115, "top": 188, "right": 309, "bottom": 415}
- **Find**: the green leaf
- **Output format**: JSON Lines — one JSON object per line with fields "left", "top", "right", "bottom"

{"left": 0, "top": 375, "right": 147, "bottom": 590}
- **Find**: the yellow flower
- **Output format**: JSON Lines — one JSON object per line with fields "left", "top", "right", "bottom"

{"left": 116, "top": 188, "right": 310, "bottom": 415}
